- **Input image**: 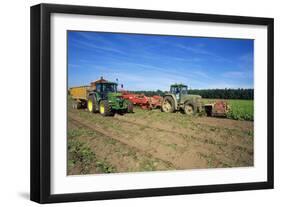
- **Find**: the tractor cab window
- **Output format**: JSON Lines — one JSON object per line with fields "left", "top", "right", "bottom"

{"left": 170, "top": 85, "right": 188, "bottom": 94}
{"left": 170, "top": 86, "right": 180, "bottom": 94}
{"left": 103, "top": 83, "right": 117, "bottom": 93}
{"left": 96, "top": 84, "right": 101, "bottom": 92}
{"left": 181, "top": 86, "right": 188, "bottom": 94}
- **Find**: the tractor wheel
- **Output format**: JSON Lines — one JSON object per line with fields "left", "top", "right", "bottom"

{"left": 184, "top": 102, "right": 195, "bottom": 115}
{"left": 87, "top": 96, "right": 97, "bottom": 113}
{"left": 161, "top": 96, "right": 175, "bottom": 113}
{"left": 99, "top": 100, "right": 112, "bottom": 116}
{"left": 127, "top": 102, "right": 133, "bottom": 113}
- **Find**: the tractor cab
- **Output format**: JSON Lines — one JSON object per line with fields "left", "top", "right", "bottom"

{"left": 95, "top": 82, "right": 117, "bottom": 93}
{"left": 170, "top": 84, "right": 188, "bottom": 100}
{"left": 162, "top": 83, "right": 202, "bottom": 115}
{"left": 95, "top": 82, "right": 118, "bottom": 99}
{"left": 87, "top": 80, "right": 133, "bottom": 116}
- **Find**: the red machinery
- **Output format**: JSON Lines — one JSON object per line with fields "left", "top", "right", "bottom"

{"left": 204, "top": 100, "right": 230, "bottom": 117}
{"left": 121, "top": 91, "right": 162, "bottom": 110}
{"left": 121, "top": 91, "right": 229, "bottom": 117}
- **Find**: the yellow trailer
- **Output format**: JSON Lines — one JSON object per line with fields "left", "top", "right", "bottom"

{"left": 69, "top": 85, "right": 91, "bottom": 109}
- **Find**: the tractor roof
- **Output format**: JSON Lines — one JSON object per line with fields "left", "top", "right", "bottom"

{"left": 97, "top": 81, "right": 117, "bottom": 85}
{"left": 170, "top": 83, "right": 187, "bottom": 87}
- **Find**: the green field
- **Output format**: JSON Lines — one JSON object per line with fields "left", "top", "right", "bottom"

{"left": 203, "top": 99, "right": 254, "bottom": 121}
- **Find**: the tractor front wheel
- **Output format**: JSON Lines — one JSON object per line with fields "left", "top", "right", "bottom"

{"left": 184, "top": 103, "right": 195, "bottom": 115}
{"left": 87, "top": 97, "right": 97, "bottom": 113}
{"left": 99, "top": 100, "right": 112, "bottom": 116}
{"left": 161, "top": 96, "right": 175, "bottom": 113}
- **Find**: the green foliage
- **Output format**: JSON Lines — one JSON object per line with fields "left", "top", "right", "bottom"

{"left": 95, "top": 161, "right": 116, "bottom": 173}
{"left": 189, "top": 88, "right": 254, "bottom": 100}
{"left": 68, "top": 138, "right": 116, "bottom": 174}
{"left": 129, "top": 88, "right": 254, "bottom": 100}
{"left": 128, "top": 90, "right": 166, "bottom": 97}
{"left": 68, "top": 129, "right": 86, "bottom": 138}
{"left": 67, "top": 128, "right": 117, "bottom": 174}
{"left": 226, "top": 100, "right": 254, "bottom": 121}
{"left": 140, "top": 159, "right": 157, "bottom": 171}
{"left": 68, "top": 139, "right": 95, "bottom": 174}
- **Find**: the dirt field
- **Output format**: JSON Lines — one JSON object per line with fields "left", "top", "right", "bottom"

{"left": 67, "top": 104, "right": 254, "bottom": 175}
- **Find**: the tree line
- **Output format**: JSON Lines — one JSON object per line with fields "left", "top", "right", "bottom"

{"left": 128, "top": 88, "right": 254, "bottom": 100}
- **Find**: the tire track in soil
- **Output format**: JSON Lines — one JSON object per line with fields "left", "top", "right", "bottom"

{"left": 114, "top": 114, "right": 253, "bottom": 167}
{"left": 68, "top": 115, "right": 176, "bottom": 170}
{"left": 69, "top": 109, "right": 253, "bottom": 168}
{"left": 68, "top": 111, "right": 210, "bottom": 169}
{"left": 114, "top": 114, "right": 253, "bottom": 153}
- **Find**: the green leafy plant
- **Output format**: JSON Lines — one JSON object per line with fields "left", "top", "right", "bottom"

{"left": 68, "top": 139, "right": 95, "bottom": 174}
{"left": 95, "top": 160, "right": 116, "bottom": 173}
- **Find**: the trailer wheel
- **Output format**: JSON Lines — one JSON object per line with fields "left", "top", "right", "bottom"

{"left": 72, "top": 102, "right": 77, "bottom": 109}
{"left": 72, "top": 101, "right": 81, "bottom": 109}
{"left": 161, "top": 96, "right": 175, "bottom": 113}
{"left": 99, "top": 100, "right": 112, "bottom": 116}
{"left": 184, "top": 103, "right": 195, "bottom": 115}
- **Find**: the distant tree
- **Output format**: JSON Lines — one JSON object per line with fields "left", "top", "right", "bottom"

{"left": 129, "top": 88, "right": 253, "bottom": 100}
{"left": 188, "top": 88, "right": 254, "bottom": 100}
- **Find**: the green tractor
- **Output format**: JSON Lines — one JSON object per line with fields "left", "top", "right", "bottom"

{"left": 87, "top": 81, "right": 133, "bottom": 116}
{"left": 161, "top": 84, "right": 203, "bottom": 115}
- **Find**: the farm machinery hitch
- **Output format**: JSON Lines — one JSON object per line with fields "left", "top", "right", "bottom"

{"left": 121, "top": 91, "right": 162, "bottom": 110}
{"left": 121, "top": 91, "right": 229, "bottom": 117}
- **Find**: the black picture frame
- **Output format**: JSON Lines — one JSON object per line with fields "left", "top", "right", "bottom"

{"left": 30, "top": 3, "right": 274, "bottom": 204}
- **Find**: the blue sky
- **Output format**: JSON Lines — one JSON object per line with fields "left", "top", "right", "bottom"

{"left": 68, "top": 31, "right": 254, "bottom": 91}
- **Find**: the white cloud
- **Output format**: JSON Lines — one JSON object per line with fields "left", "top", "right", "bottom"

{"left": 222, "top": 70, "right": 253, "bottom": 79}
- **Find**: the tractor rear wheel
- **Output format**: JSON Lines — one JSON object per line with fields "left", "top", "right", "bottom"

{"left": 184, "top": 103, "right": 195, "bottom": 115}
{"left": 162, "top": 96, "right": 175, "bottom": 113}
{"left": 99, "top": 100, "right": 112, "bottom": 116}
